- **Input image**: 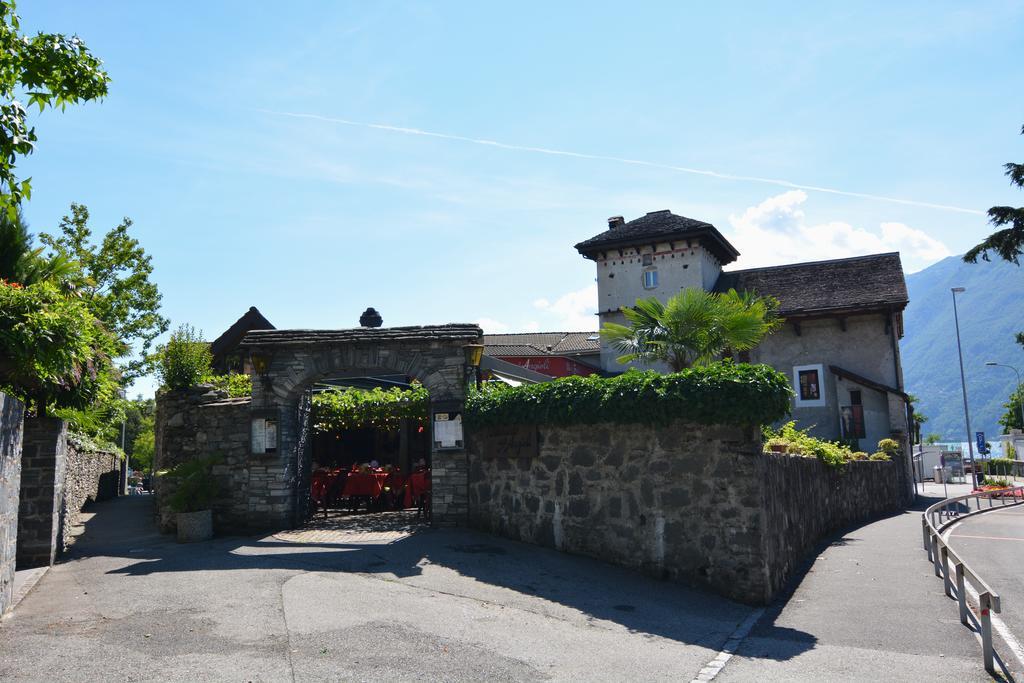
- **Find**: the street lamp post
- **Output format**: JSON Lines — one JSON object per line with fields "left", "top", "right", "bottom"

{"left": 985, "top": 361, "right": 1024, "bottom": 436}
{"left": 951, "top": 287, "right": 979, "bottom": 489}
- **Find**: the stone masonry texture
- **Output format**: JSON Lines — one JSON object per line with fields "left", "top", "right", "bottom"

{"left": 0, "top": 392, "right": 24, "bottom": 615}
{"left": 17, "top": 417, "right": 67, "bottom": 569}
{"left": 467, "top": 420, "right": 905, "bottom": 605}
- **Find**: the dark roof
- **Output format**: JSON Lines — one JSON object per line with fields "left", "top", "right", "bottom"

{"left": 575, "top": 210, "right": 740, "bottom": 265}
{"left": 484, "top": 344, "right": 551, "bottom": 358}
{"left": 239, "top": 324, "right": 482, "bottom": 348}
{"left": 713, "top": 253, "right": 908, "bottom": 317}
{"left": 483, "top": 332, "right": 601, "bottom": 356}
{"left": 210, "top": 307, "right": 275, "bottom": 359}
{"left": 830, "top": 365, "right": 907, "bottom": 400}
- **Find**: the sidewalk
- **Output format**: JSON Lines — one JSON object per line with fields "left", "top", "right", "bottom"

{"left": 718, "top": 484, "right": 993, "bottom": 682}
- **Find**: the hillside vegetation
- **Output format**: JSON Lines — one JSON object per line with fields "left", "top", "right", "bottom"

{"left": 901, "top": 256, "right": 1024, "bottom": 440}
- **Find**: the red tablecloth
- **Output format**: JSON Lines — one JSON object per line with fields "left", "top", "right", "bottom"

{"left": 342, "top": 472, "right": 389, "bottom": 498}
{"left": 404, "top": 470, "right": 431, "bottom": 508}
{"left": 311, "top": 471, "right": 341, "bottom": 505}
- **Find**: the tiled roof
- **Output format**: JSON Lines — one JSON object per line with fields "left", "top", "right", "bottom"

{"left": 483, "top": 344, "right": 551, "bottom": 358}
{"left": 240, "top": 324, "right": 482, "bottom": 347}
{"left": 575, "top": 210, "right": 740, "bottom": 264}
{"left": 210, "top": 306, "right": 275, "bottom": 359}
{"left": 483, "top": 332, "right": 601, "bottom": 356}
{"left": 713, "top": 253, "right": 908, "bottom": 316}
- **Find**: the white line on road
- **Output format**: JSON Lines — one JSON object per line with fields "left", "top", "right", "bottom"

{"left": 942, "top": 527, "right": 1024, "bottom": 671}
{"left": 690, "top": 608, "right": 765, "bottom": 682}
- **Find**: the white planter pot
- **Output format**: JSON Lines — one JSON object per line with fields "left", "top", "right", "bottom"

{"left": 176, "top": 509, "right": 213, "bottom": 542}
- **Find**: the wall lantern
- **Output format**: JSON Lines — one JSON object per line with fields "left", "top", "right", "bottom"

{"left": 463, "top": 344, "right": 484, "bottom": 368}
{"left": 251, "top": 351, "right": 270, "bottom": 376}
{"left": 463, "top": 343, "right": 484, "bottom": 391}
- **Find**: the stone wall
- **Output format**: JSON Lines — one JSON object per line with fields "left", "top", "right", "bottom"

{"left": 17, "top": 417, "right": 67, "bottom": 569}
{"left": 61, "top": 436, "right": 121, "bottom": 550}
{"left": 467, "top": 420, "right": 905, "bottom": 605}
{"left": 154, "top": 386, "right": 256, "bottom": 532}
{"left": 0, "top": 393, "right": 24, "bottom": 615}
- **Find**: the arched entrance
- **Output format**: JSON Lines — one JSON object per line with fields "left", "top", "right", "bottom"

{"left": 238, "top": 324, "right": 481, "bottom": 528}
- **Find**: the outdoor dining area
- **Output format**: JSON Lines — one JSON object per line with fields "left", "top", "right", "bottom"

{"left": 310, "top": 461, "right": 432, "bottom": 519}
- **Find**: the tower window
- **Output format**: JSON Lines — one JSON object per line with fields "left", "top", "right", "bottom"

{"left": 643, "top": 269, "right": 658, "bottom": 289}
{"left": 642, "top": 253, "right": 653, "bottom": 266}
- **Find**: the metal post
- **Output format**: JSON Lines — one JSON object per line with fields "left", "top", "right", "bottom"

{"left": 932, "top": 533, "right": 943, "bottom": 578}
{"left": 980, "top": 592, "right": 995, "bottom": 673}
{"left": 922, "top": 517, "right": 931, "bottom": 553}
{"left": 955, "top": 563, "right": 968, "bottom": 625}
{"left": 941, "top": 546, "right": 953, "bottom": 597}
{"left": 952, "top": 288, "right": 979, "bottom": 489}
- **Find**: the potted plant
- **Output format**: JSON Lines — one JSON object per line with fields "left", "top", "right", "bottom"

{"left": 766, "top": 437, "right": 789, "bottom": 453}
{"left": 162, "top": 455, "right": 222, "bottom": 542}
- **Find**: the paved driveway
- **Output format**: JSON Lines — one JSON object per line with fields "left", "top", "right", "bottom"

{"left": 0, "top": 497, "right": 762, "bottom": 682}
{"left": 0, "top": 493, "right": 995, "bottom": 682}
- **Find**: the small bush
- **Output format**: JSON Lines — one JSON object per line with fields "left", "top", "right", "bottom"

{"left": 877, "top": 438, "right": 900, "bottom": 454}
{"left": 157, "top": 324, "right": 212, "bottom": 390}
{"left": 206, "top": 372, "right": 252, "bottom": 398}
{"left": 983, "top": 457, "right": 1016, "bottom": 476}
{"left": 762, "top": 421, "right": 854, "bottom": 468}
{"left": 985, "top": 477, "right": 1012, "bottom": 488}
{"left": 868, "top": 452, "right": 892, "bottom": 461}
{"left": 850, "top": 451, "right": 869, "bottom": 461}
{"left": 161, "top": 455, "right": 222, "bottom": 513}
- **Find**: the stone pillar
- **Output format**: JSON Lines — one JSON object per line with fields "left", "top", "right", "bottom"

{"left": 0, "top": 393, "right": 25, "bottom": 615}
{"left": 432, "top": 448, "right": 469, "bottom": 526}
{"left": 17, "top": 417, "right": 68, "bottom": 569}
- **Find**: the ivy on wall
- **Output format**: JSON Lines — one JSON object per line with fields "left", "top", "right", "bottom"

{"left": 312, "top": 385, "right": 429, "bottom": 433}
{"left": 465, "top": 362, "right": 793, "bottom": 428}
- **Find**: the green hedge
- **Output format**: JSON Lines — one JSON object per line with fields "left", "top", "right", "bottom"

{"left": 465, "top": 362, "right": 792, "bottom": 428}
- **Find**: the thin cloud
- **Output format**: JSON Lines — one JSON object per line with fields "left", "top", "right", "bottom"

{"left": 262, "top": 109, "right": 984, "bottom": 216}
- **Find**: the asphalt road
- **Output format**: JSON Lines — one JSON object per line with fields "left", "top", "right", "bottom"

{"left": 947, "top": 501, "right": 1024, "bottom": 672}
{"left": 0, "top": 492, "right": 995, "bottom": 682}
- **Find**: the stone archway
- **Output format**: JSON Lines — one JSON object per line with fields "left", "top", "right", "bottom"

{"left": 238, "top": 324, "right": 481, "bottom": 528}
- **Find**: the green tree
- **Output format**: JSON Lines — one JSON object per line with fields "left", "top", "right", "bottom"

{"left": 600, "top": 288, "right": 781, "bottom": 371}
{"left": 156, "top": 324, "right": 212, "bottom": 390}
{"left": 999, "top": 386, "right": 1023, "bottom": 434}
{"left": 964, "top": 123, "right": 1024, "bottom": 265}
{"left": 0, "top": 280, "right": 119, "bottom": 413}
{"left": 41, "top": 204, "right": 169, "bottom": 382}
{"left": 907, "top": 393, "right": 928, "bottom": 444}
{"left": 130, "top": 414, "right": 155, "bottom": 473}
{"left": 0, "top": 1, "right": 110, "bottom": 218}
{"left": 0, "top": 210, "right": 77, "bottom": 287}
{"left": 925, "top": 433, "right": 942, "bottom": 445}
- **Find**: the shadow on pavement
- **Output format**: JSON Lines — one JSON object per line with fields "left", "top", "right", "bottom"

{"left": 69, "top": 496, "right": 819, "bottom": 662}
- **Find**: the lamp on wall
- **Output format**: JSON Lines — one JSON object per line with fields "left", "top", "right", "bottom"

{"left": 251, "top": 351, "right": 270, "bottom": 376}
{"left": 463, "top": 344, "right": 484, "bottom": 391}
{"left": 250, "top": 351, "right": 273, "bottom": 394}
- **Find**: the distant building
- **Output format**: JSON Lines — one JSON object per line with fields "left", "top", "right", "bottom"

{"left": 575, "top": 210, "right": 912, "bottom": 452}
{"left": 483, "top": 332, "right": 601, "bottom": 378}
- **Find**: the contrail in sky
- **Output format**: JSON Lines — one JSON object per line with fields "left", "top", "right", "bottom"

{"left": 265, "top": 110, "right": 985, "bottom": 216}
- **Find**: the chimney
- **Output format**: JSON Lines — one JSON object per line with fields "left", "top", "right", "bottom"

{"left": 607, "top": 216, "right": 625, "bottom": 230}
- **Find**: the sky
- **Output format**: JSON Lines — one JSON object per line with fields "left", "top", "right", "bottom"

{"left": 16, "top": 1, "right": 1024, "bottom": 397}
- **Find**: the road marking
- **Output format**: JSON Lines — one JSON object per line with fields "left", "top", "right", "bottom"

{"left": 942, "top": 527, "right": 1024, "bottom": 671}
{"left": 950, "top": 534, "right": 1024, "bottom": 542}
{"left": 690, "top": 608, "right": 765, "bottom": 682}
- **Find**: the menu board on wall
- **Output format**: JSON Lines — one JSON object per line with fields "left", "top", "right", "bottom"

{"left": 433, "top": 412, "right": 464, "bottom": 450}
{"left": 251, "top": 417, "right": 278, "bottom": 454}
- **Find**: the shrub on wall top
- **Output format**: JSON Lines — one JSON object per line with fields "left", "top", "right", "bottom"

{"left": 156, "top": 324, "right": 212, "bottom": 391}
{"left": 465, "top": 362, "right": 792, "bottom": 428}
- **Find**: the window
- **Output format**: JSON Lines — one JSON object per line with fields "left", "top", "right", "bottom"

{"left": 850, "top": 390, "right": 862, "bottom": 406}
{"left": 642, "top": 253, "right": 653, "bottom": 266}
{"left": 798, "top": 370, "right": 820, "bottom": 401}
{"left": 642, "top": 269, "right": 658, "bottom": 289}
{"left": 792, "top": 364, "right": 826, "bottom": 407}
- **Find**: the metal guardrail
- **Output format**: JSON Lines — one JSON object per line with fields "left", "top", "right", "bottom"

{"left": 922, "top": 485, "right": 1024, "bottom": 673}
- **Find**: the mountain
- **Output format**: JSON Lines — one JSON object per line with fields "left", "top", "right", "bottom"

{"left": 901, "top": 255, "right": 1024, "bottom": 442}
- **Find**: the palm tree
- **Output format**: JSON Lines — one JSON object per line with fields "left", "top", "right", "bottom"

{"left": 0, "top": 210, "right": 80, "bottom": 288}
{"left": 600, "top": 288, "right": 781, "bottom": 371}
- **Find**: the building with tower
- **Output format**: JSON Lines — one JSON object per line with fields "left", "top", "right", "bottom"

{"left": 575, "top": 210, "right": 912, "bottom": 458}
